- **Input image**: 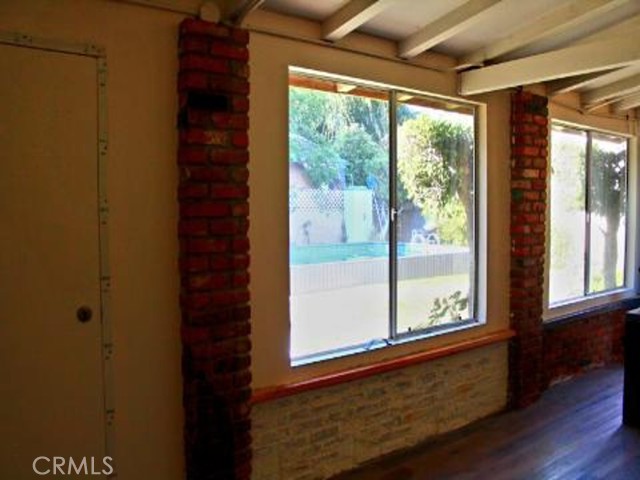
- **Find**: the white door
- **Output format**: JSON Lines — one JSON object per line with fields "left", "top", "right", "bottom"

{"left": 0, "top": 43, "right": 106, "bottom": 478}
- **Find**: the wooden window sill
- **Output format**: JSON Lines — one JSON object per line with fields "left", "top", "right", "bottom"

{"left": 251, "top": 329, "right": 515, "bottom": 405}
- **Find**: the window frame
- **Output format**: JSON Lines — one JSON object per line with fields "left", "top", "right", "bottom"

{"left": 545, "top": 119, "right": 636, "bottom": 321}
{"left": 288, "top": 67, "right": 484, "bottom": 365}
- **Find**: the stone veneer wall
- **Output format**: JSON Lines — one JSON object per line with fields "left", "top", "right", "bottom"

{"left": 251, "top": 343, "right": 508, "bottom": 480}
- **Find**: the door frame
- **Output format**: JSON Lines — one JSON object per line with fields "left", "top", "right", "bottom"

{"left": 0, "top": 31, "right": 116, "bottom": 475}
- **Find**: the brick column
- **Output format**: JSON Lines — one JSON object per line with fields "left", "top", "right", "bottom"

{"left": 177, "top": 18, "right": 251, "bottom": 480}
{"left": 509, "top": 90, "right": 548, "bottom": 408}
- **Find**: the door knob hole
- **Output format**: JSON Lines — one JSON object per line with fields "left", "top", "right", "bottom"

{"left": 77, "top": 306, "right": 93, "bottom": 323}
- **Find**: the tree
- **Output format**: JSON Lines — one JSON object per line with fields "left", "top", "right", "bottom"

{"left": 397, "top": 115, "right": 473, "bottom": 245}
{"left": 289, "top": 86, "right": 416, "bottom": 191}
{"left": 590, "top": 146, "right": 626, "bottom": 290}
{"left": 336, "top": 125, "right": 387, "bottom": 192}
{"left": 550, "top": 132, "right": 626, "bottom": 292}
{"left": 289, "top": 88, "right": 346, "bottom": 188}
{"left": 289, "top": 86, "right": 394, "bottom": 238}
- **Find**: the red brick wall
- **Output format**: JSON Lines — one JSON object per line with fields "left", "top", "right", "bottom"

{"left": 509, "top": 90, "right": 633, "bottom": 405}
{"left": 177, "top": 18, "right": 252, "bottom": 480}
{"left": 543, "top": 309, "right": 625, "bottom": 388}
{"left": 509, "top": 90, "right": 548, "bottom": 408}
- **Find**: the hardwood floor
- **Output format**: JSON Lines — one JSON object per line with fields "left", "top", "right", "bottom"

{"left": 333, "top": 367, "right": 640, "bottom": 480}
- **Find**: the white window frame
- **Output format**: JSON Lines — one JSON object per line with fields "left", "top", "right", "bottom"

{"left": 288, "top": 67, "right": 488, "bottom": 365}
{"left": 544, "top": 120, "right": 638, "bottom": 322}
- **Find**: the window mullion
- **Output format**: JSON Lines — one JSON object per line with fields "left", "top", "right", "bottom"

{"left": 624, "top": 138, "right": 630, "bottom": 289}
{"left": 584, "top": 132, "right": 592, "bottom": 295}
{"left": 389, "top": 90, "right": 398, "bottom": 340}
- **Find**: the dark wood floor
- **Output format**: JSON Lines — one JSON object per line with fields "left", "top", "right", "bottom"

{"left": 334, "top": 367, "right": 640, "bottom": 480}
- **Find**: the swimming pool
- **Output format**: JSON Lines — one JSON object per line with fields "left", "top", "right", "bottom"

{"left": 290, "top": 242, "right": 427, "bottom": 265}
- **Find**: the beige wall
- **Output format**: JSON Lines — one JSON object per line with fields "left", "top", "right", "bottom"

{"left": 248, "top": 30, "right": 512, "bottom": 388}
{"left": 0, "top": 1, "right": 184, "bottom": 478}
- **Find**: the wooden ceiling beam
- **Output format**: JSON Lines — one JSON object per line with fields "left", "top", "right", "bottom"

{"left": 613, "top": 92, "right": 640, "bottom": 111}
{"left": 398, "top": 0, "right": 503, "bottom": 59}
{"left": 456, "top": 0, "right": 628, "bottom": 70}
{"left": 460, "top": 37, "right": 640, "bottom": 95}
{"left": 322, "top": 0, "right": 400, "bottom": 42}
{"left": 571, "top": 12, "right": 640, "bottom": 46}
{"left": 581, "top": 73, "right": 640, "bottom": 107}
{"left": 545, "top": 70, "right": 620, "bottom": 96}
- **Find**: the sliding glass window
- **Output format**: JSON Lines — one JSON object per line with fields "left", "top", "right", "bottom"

{"left": 288, "top": 69, "right": 478, "bottom": 363}
{"left": 549, "top": 123, "right": 628, "bottom": 306}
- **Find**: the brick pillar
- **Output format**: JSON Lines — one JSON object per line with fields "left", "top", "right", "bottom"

{"left": 509, "top": 90, "right": 548, "bottom": 408}
{"left": 178, "top": 18, "right": 251, "bottom": 480}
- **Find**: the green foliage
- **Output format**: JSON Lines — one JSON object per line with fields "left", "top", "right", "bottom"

{"left": 590, "top": 146, "right": 626, "bottom": 219}
{"left": 593, "top": 146, "right": 625, "bottom": 290}
{"left": 428, "top": 290, "right": 468, "bottom": 324}
{"left": 290, "top": 132, "right": 343, "bottom": 188}
{"left": 590, "top": 274, "right": 604, "bottom": 293}
{"left": 289, "top": 87, "right": 346, "bottom": 143}
{"left": 336, "top": 125, "right": 387, "bottom": 196}
{"left": 342, "top": 95, "right": 390, "bottom": 146}
{"left": 552, "top": 138, "right": 626, "bottom": 221}
{"left": 398, "top": 115, "right": 473, "bottom": 244}
{"left": 289, "top": 86, "right": 390, "bottom": 190}
{"left": 436, "top": 201, "right": 468, "bottom": 246}
{"left": 405, "top": 290, "right": 469, "bottom": 331}
{"left": 289, "top": 85, "right": 473, "bottom": 244}
{"left": 289, "top": 88, "right": 345, "bottom": 188}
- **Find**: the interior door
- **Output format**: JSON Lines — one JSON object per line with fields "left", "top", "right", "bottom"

{"left": 0, "top": 42, "right": 105, "bottom": 478}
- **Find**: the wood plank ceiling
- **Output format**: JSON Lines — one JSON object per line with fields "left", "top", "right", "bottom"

{"left": 260, "top": 0, "right": 640, "bottom": 113}
{"left": 115, "top": 0, "right": 640, "bottom": 113}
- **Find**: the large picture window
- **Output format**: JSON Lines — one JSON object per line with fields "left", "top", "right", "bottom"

{"left": 288, "top": 69, "right": 479, "bottom": 363}
{"left": 549, "top": 123, "right": 628, "bottom": 306}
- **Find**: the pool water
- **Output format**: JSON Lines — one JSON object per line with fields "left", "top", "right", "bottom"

{"left": 290, "top": 242, "right": 427, "bottom": 265}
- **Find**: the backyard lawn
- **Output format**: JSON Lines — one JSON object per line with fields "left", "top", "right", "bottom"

{"left": 290, "top": 274, "right": 470, "bottom": 358}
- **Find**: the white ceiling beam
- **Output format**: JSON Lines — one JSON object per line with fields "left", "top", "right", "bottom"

{"left": 322, "top": 0, "right": 400, "bottom": 42}
{"left": 571, "top": 12, "right": 640, "bottom": 46}
{"left": 583, "top": 93, "right": 632, "bottom": 112}
{"left": 545, "top": 71, "right": 619, "bottom": 96}
{"left": 613, "top": 92, "right": 640, "bottom": 111}
{"left": 456, "top": 0, "right": 628, "bottom": 70}
{"left": 398, "top": 0, "right": 503, "bottom": 59}
{"left": 581, "top": 73, "right": 640, "bottom": 106}
{"left": 460, "top": 37, "right": 640, "bottom": 96}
